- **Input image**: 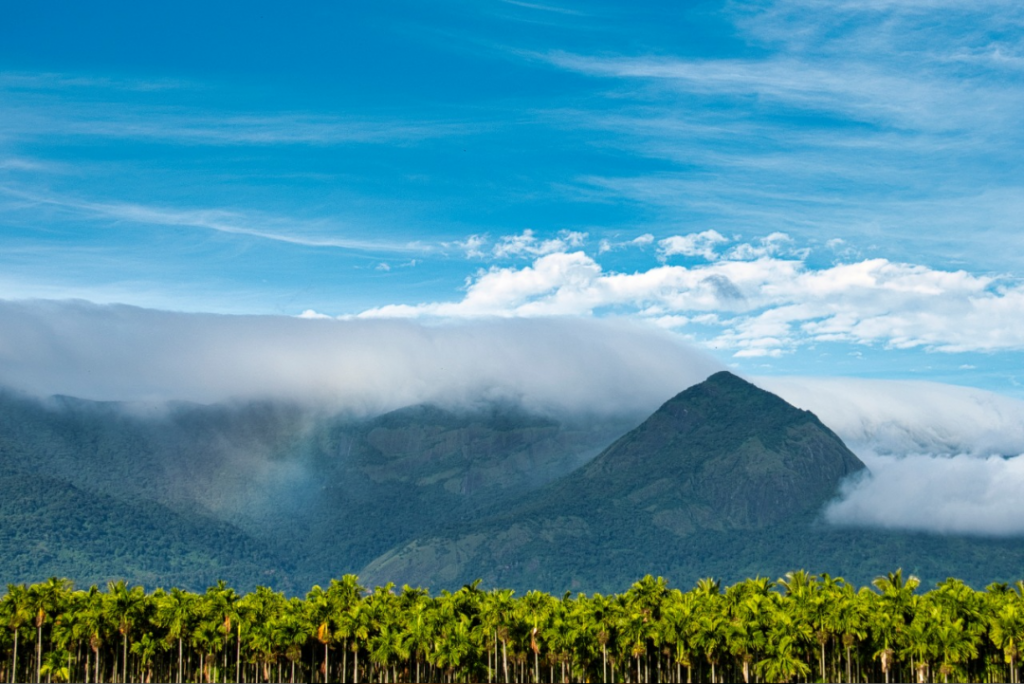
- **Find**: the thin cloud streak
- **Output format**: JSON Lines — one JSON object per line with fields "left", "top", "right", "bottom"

{"left": 0, "top": 186, "right": 433, "bottom": 255}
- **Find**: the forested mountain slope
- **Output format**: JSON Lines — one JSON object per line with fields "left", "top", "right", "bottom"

{"left": 3, "top": 374, "right": 1024, "bottom": 594}
{"left": 0, "top": 389, "right": 632, "bottom": 590}
{"left": 362, "top": 373, "right": 1024, "bottom": 592}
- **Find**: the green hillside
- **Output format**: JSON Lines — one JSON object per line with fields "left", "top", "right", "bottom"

{"left": 361, "top": 373, "right": 1024, "bottom": 592}
{"left": 0, "top": 389, "right": 629, "bottom": 590}
{"left": 0, "top": 467, "right": 293, "bottom": 592}
{"left": 3, "top": 375, "right": 1024, "bottom": 595}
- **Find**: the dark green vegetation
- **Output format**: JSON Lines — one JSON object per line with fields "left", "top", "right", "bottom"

{"left": 0, "top": 388, "right": 632, "bottom": 591}
{"left": 4, "top": 570, "right": 1024, "bottom": 683}
{"left": 2, "top": 371, "right": 1024, "bottom": 594}
{"left": 363, "top": 373, "right": 1024, "bottom": 591}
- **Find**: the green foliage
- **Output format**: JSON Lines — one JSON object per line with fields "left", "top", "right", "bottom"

{"left": 1, "top": 570, "right": 1024, "bottom": 683}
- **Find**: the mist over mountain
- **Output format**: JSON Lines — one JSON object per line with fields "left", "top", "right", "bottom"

{"left": 0, "top": 299, "right": 720, "bottom": 415}
{"left": 4, "top": 314, "right": 1024, "bottom": 596}
{"left": 362, "top": 373, "right": 1024, "bottom": 592}
{"left": 0, "top": 386, "right": 635, "bottom": 590}
{"left": 5, "top": 369, "right": 1024, "bottom": 593}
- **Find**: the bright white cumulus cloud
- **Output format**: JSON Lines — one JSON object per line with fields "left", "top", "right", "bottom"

{"left": 360, "top": 231, "right": 1024, "bottom": 357}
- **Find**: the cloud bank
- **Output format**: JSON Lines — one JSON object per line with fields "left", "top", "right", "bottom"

{"left": 823, "top": 451, "right": 1024, "bottom": 536}
{"left": 6, "top": 297, "right": 1024, "bottom": 536}
{"left": 0, "top": 299, "right": 720, "bottom": 416}
{"left": 758, "top": 376, "right": 1024, "bottom": 536}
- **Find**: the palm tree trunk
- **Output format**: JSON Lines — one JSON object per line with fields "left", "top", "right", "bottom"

{"left": 353, "top": 647, "right": 359, "bottom": 684}
{"left": 36, "top": 625, "right": 42, "bottom": 684}
{"left": 122, "top": 632, "right": 128, "bottom": 684}
{"left": 324, "top": 643, "right": 329, "bottom": 684}
{"left": 10, "top": 628, "right": 17, "bottom": 684}
{"left": 820, "top": 642, "right": 826, "bottom": 683}
{"left": 236, "top": 628, "right": 241, "bottom": 684}
{"left": 178, "top": 638, "right": 183, "bottom": 684}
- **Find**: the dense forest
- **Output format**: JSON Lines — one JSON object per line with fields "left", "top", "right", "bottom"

{"left": 3, "top": 571, "right": 1023, "bottom": 683}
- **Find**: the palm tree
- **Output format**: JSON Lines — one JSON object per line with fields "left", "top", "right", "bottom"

{"left": 27, "top": 577, "right": 71, "bottom": 684}
{"left": 129, "top": 631, "right": 164, "bottom": 684}
{"left": 325, "top": 575, "right": 365, "bottom": 683}
{"left": 107, "top": 580, "right": 147, "bottom": 683}
{"left": 2, "top": 584, "right": 31, "bottom": 684}
{"left": 156, "top": 587, "right": 195, "bottom": 684}
{"left": 871, "top": 569, "right": 921, "bottom": 683}
{"left": 756, "top": 634, "right": 811, "bottom": 683}
{"left": 76, "top": 585, "right": 110, "bottom": 684}
{"left": 275, "top": 598, "right": 310, "bottom": 684}
{"left": 989, "top": 600, "right": 1024, "bottom": 683}
{"left": 518, "top": 591, "right": 551, "bottom": 684}
{"left": 203, "top": 580, "right": 239, "bottom": 684}
{"left": 401, "top": 596, "right": 436, "bottom": 684}
{"left": 306, "top": 586, "right": 332, "bottom": 683}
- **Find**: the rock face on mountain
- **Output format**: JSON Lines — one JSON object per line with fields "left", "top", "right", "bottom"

{"left": 362, "top": 372, "right": 867, "bottom": 590}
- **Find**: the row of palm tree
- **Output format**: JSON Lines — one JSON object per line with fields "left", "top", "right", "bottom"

{"left": 2, "top": 570, "right": 1023, "bottom": 683}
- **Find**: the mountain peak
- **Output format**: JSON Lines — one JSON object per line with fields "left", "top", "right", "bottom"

{"left": 572, "top": 371, "right": 866, "bottom": 531}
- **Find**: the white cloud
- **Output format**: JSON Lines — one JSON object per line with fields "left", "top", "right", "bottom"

{"left": 725, "top": 232, "right": 796, "bottom": 261}
{"left": 658, "top": 230, "right": 728, "bottom": 261}
{"left": 458, "top": 234, "right": 488, "bottom": 258}
{"left": 492, "top": 229, "right": 588, "bottom": 258}
{"left": 598, "top": 233, "right": 655, "bottom": 254}
{"left": 358, "top": 241, "right": 1024, "bottom": 356}
{"left": 825, "top": 452, "right": 1024, "bottom": 535}
{"left": 0, "top": 299, "right": 719, "bottom": 416}
{"left": 757, "top": 376, "right": 1024, "bottom": 457}
{"left": 755, "top": 375, "right": 1024, "bottom": 535}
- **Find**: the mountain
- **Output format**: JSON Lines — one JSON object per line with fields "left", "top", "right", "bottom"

{"left": 528, "top": 370, "right": 866, "bottom": 533}
{"left": 0, "top": 389, "right": 632, "bottom": 590}
{"left": 0, "top": 466, "right": 294, "bottom": 591}
{"left": 3, "top": 374, "right": 1024, "bottom": 594}
{"left": 360, "top": 373, "right": 1024, "bottom": 592}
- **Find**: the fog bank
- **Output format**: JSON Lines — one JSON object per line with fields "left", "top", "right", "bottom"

{"left": 757, "top": 376, "right": 1024, "bottom": 536}
{"left": 0, "top": 299, "right": 721, "bottom": 416}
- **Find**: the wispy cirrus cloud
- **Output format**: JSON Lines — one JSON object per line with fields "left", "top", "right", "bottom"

{"left": 0, "top": 186, "right": 432, "bottom": 254}
{"left": 2, "top": 107, "right": 480, "bottom": 147}
{"left": 520, "top": 1, "right": 1024, "bottom": 272}
{"left": 0, "top": 71, "right": 482, "bottom": 147}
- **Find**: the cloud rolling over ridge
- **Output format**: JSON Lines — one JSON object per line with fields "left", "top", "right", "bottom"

{"left": 0, "top": 299, "right": 720, "bottom": 416}
{"left": 5, "top": 298, "right": 1024, "bottom": 536}
{"left": 760, "top": 376, "right": 1024, "bottom": 536}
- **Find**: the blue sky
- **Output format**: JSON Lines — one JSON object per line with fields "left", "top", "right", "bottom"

{"left": 3, "top": 0, "right": 1024, "bottom": 395}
